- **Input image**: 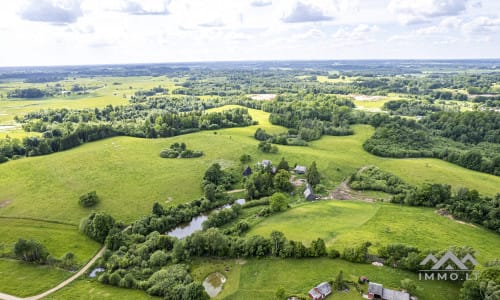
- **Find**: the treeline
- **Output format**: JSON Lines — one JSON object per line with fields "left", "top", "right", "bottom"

{"left": 383, "top": 99, "right": 445, "bottom": 116}
{"left": 7, "top": 88, "right": 49, "bottom": 98}
{"left": 363, "top": 112, "right": 500, "bottom": 175}
{"left": 0, "top": 107, "right": 253, "bottom": 163}
{"left": 348, "top": 166, "right": 500, "bottom": 233}
{"left": 394, "top": 184, "right": 500, "bottom": 233}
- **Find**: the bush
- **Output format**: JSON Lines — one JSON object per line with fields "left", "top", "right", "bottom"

{"left": 79, "top": 191, "right": 99, "bottom": 207}
{"left": 14, "top": 239, "right": 49, "bottom": 263}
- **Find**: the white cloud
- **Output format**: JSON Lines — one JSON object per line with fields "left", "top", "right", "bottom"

{"left": 113, "top": 0, "right": 170, "bottom": 15}
{"left": 462, "top": 15, "right": 500, "bottom": 34}
{"left": 282, "top": 1, "right": 333, "bottom": 23}
{"left": 18, "top": 0, "right": 83, "bottom": 25}
{"left": 251, "top": 0, "right": 272, "bottom": 7}
{"left": 389, "top": 0, "right": 469, "bottom": 24}
{"left": 332, "top": 24, "right": 379, "bottom": 46}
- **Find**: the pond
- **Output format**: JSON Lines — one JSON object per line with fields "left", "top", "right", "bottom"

{"left": 167, "top": 199, "right": 246, "bottom": 239}
{"left": 203, "top": 272, "right": 226, "bottom": 298}
{"left": 89, "top": 267, "right": 105, "bottom": 278}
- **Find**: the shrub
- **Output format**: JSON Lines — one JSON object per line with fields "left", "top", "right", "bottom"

{"left": 79, "top": 191, "right": 99, "bottom": 207}
{"left": 14, "top": 239, "right": 49, "bottom": 263}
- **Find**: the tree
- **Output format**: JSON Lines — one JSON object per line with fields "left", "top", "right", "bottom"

{"left": 203, "top": 163, "right": 224, "bottom": 185}
{"left": 270, "top": 231, "right": 286, "bottom": 257}
{"left": 270, "top": 193, "right": 288, "bottom": 212}
{"left": 310, "top": 238, "right": 327, "bottom": 257}
{"left": 14, "top": 239, "right": 48, "bottom": 263}
{"left": 306, "top": 161, "right": 320, "bottom": 186}
{"left": 277, "top": 157, "right": 290, "bottom": 171}
{"left": 274, "top": 169, "right": 293, "bottom": 192}
{"left": 79, "top": 212, "right": 116, "bottom": 243}
{"left": 240, "top": 154, "right": 251, "bottom": 164}
{"left": 79, "top": 191, "right": 99, "bottom": 207}
{"left": 334, "top": 270, "right": 348, "bottom": 291}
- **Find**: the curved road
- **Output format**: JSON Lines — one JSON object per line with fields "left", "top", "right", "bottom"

{"left": 0, "top": 246, "right": 106, "bottom": 300}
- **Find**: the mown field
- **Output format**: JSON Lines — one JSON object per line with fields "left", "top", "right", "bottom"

{"left": 0, "top": 259, "right": 70, "bottom": 297}
{"left": 192, "top": 258, "right": 461, "bottom": 300}
{"left": 248, "top": 201, "right": 500, "bottom": 263}
{"left": 44, "top": 278, "right": 159, "bottom": 300}
{"left": 1, "top": 108, "right": 499, "bottom": 225}
{"left": 0, "top": 218, "right": 101, "bottom": 265}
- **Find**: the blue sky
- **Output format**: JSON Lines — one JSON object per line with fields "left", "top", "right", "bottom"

{"left": 0, "top": 0, "right": 498, "bottom": 66}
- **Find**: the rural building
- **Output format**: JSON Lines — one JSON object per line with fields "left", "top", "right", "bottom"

{"left": 294, "top": 165, "right": 307, "bottom": 174}
{"left": 242, "top": 166, "right": 252, "bottom": 176}
{"left": 304, "top": 184, "right": 316, "bottom": 201}
{"left": 260, "top": 160, "right": 272, "bottom": 167}
{"left": 368, "top": 282, "right": 410, "bottom": 300}
{"left": 308, "top": 282, "right": 332, "bottom": 300}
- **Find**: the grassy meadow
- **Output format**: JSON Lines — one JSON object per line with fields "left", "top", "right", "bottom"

{"left": 0, "top": 218, "right": 101, "bottom": 265}
{"left": 248, "top": 201, "right": 500, "bottom": 263}
{"left": 0, "top": 259, "right": 70, "bottom": 297}
{"left": 44, "top": 278, "right": 159, "bottom": 300}
{"left": 1, "top": 108, "right": 499, "bottom": 225}
{"left": 0, "top": 93, "right": 498, "bottom": 299}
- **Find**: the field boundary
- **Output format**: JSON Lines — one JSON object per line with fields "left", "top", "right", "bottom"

{"left": 0, "top": 216, "right": 77, "bottom": 227}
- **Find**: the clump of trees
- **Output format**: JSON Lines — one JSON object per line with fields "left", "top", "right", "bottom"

{"left": 258, "top": 141, "right": 278, "bottom": 153}
{"left": 79, "top": 212, "right": 116, "bottom": 243}
{"left": 79, "top": 191, "right": 99, "bottom": 207}
{"left": 14, "top": 239, "right": 49, "bottom": 263}
{"left": 348, "top": 165, "right": 411, "bottom": 194}
{"left": 159, "top": 142, "right": 203, "bottom": 158}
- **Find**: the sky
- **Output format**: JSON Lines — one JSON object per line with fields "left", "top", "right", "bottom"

{"left": 0, "top": 0, "right": 499, "bottom": 66}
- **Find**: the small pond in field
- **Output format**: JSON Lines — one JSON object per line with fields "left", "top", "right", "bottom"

{"left": 167, "top": 199, "right": 246, "bottom": 239}
{"left": 203, "top": 272, "right": 226, "bottom": 298}
{"left": 89, "top": 267, "right": 105, "bottom": 278}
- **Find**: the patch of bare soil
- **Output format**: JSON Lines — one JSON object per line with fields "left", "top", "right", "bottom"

{"left": 0, "top": 199, "right": 12, "bottom": 208}
{"left": 327, "top": 180, "right": 375, "bottom": 202}
{"left": 290, "top": 175, "right": 306, "bottom": 187}
{"left": 436, "top": 209, "right": 476, "bottom": 228}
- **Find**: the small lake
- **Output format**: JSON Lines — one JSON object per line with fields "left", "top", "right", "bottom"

{"left": 167, "top": 199, "right": 246, "bottom": 239}
{"left": 203, "top": 272, "right": 226, "bottom": 298}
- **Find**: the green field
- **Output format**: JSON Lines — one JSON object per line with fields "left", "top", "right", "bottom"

{"left": 1, "top": 108, "right": 499, "bottom": 224}
{"left": 0, "top": 259, "right": 70, "bottom": 297}
{"left": 44, "top": 278, "right": 159, "bottom": 300}
{"left": 0, "top": 218, "right": 100, "bottom": 265}
{"left": 192, "top": 258, "right": 461, "bottom": 300}
{"left": 0, "top": 76, "right": 182, "bottom": 128}
{"left": 248, "top": 201, "right": 500, "bottom": 263}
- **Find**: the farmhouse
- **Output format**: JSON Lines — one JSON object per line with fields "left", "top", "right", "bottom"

{"left": 260, "top": 160, "right": 272, "bottom": 167}
{"left": 294, "top": 165, "right": 307, "bottom": 174}
{"left": 304, "top": 184, "right": 316, "bottom": 201}
{"left": 367, "top": 282, "right": 410, "bottom": 300}
{"left": 308, "top": 282, "right": 332, "bottom": 300}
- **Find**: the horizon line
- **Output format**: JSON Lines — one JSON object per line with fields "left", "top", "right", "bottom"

{"left": 1, "top": 58, "right": 500, "bottom": 69}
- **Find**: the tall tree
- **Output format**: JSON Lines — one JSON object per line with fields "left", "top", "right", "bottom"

{"left": 306, "top": 161, "right": 320, "bottom": 186}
